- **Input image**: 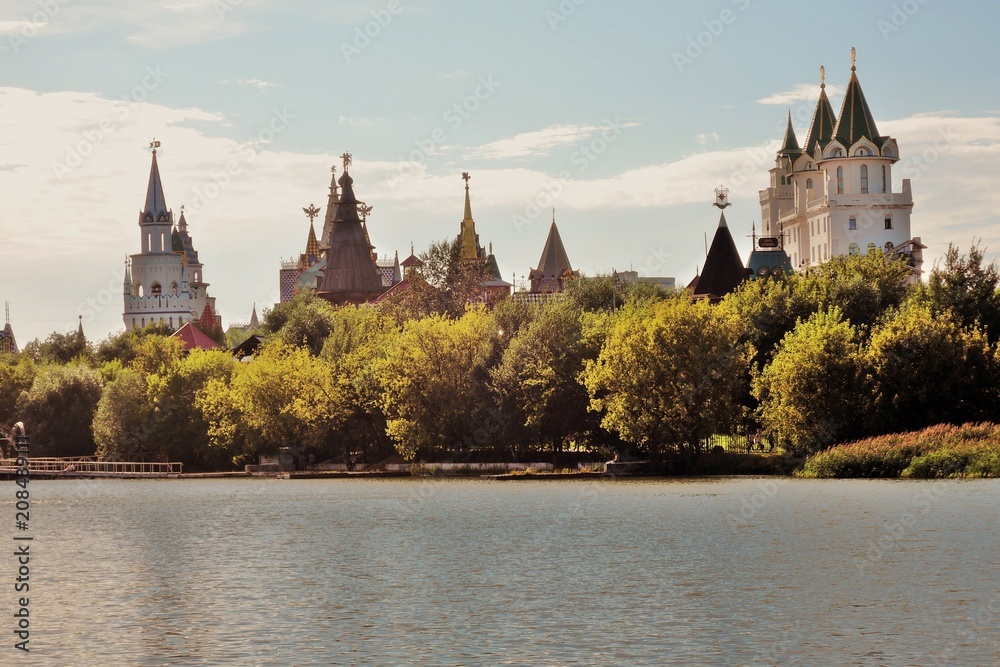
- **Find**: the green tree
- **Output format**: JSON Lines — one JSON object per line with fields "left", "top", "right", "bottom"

{"left": 753, "top": 309, "right": 865, "bottom": 453}
{"left": 490, "top": 300, "right": 596, "bottom": 454}
{"left": 377, "top": 309, "right": 499, "bottom": 460}
{"left": 583, "top": 297, "right": 749, "bottom": 458}
{"left": 0, "top": 355, "right": 36, "bottom": 431}
{"left": 261, "top": 290, "right": 339, "bottom": 355}
{"left": 22, "top": 329, "right": 92, "bottom": 365}
{"left": 92, "top": 369, "right": 153, "bottom": 460}
{"left": 865, "top": 303, "right": 1000, "bottom": 433}
{"left": 94, "top": 322, "right": 175, "bottom": 366}
{"left": 16, "top": 365, "right": 102, "bottom": 457}
{"left": 923, "top": 241, "right": 1000, "bottom": 342}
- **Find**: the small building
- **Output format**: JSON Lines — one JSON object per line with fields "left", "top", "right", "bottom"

{"left": 170, "top": 322, "right": 222, "bottom": 352}
{"left": 689, "top": 188, "right": 748, "bottom": 300}
{"left": 529, "top": 214, "right": 579, "bottom": 294}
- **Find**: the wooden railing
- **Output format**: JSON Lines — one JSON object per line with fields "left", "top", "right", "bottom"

{"left": 0, "top": 456, "right": 182, "bottom": 475}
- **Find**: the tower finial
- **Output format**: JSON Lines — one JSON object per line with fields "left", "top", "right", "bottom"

{"left": 820, "top": 64, "right": 825, "bottom": 89}
{"left": 851, "top": 46, "right": 856, "bottom": 72}
{"left": 462, "top": 171, "right": 471, "bottom": 187}
{"left": 552, "top": 207, "right": 556, "bottom": 225}
{"left": 713, "top": 186, "right": 731, "bottom": 209}
{"left": 341, "top": 152, "right": 352, "bottom": 173}
{"left": 303, "top": 203, "right": 320, "bottom": 222}
{"left": 149, "top": 138, "right": 160, "bottom": 154}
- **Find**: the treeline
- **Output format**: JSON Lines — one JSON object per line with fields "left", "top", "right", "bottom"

{"left": 4, "top": 242, "right": 1000, "bottom": 470}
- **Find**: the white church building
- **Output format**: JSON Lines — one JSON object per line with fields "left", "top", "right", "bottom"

{"left": 759, "top": 50, "right": 924, "bottom": 276}
{"left": 123, "top": 144, "right": 218, "bottom": 331}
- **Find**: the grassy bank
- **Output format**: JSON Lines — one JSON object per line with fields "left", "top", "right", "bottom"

{"left": 798, "top": 423, "right": 1000, "bottom": 478}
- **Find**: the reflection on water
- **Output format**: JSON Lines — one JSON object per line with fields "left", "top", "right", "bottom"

{"left": 13, "top": 478, "right": 1000, "bottom": 666}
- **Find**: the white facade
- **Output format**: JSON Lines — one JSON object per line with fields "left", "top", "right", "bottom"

{"left": 759, "top": 60, "right": 923, "bottom": 277}
{"left": 123, "top": 150, "right": 215, "bottom": 331}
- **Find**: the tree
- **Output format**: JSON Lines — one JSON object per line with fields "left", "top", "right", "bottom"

{"left": 0, "top": 355, "right": 36, "bottom": 431}
{"left": 490, "top": 300, "right": 596, "bottom": 454}
{"left": 92, "top": 369, "right": 153, "bottom": 460}
{"left": 377, "top": 309, "right": 499, "bottom": 460}
{"left": 16, "top": 364, "right": 102, "bottom": 457}
{"left": 22, "top": 329, "right": 91, "bottom": 365}
{"left": 94, "top": 322, "right": 175, "bottom": 366}
{"left": 924, "top": 241, "right": 1000, "bottom": 342}
{"left": 261, "top": 290, "right": 339, "bottom": 355}
{"left": 753, "top": 309, "right": 865, "bottom": 453}
{"left": 865, "top": 303, "right": 1000, "bottom": 433}
{"left": 583, "top": 297, "right": 749, "bottom": 458}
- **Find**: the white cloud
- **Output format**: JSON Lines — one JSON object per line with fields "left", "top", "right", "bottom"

{"left": 338, "top": 115, "right": 381, "bottom": 128}
{"left": 468, "top": 123, "right": 640, "bottom": 160}
{"left": 758, "top": 83, "right": 844, "bottom": 106}
{"left": 223, "top": 78, "right": 280, "bottom": 93}
{"left": 696, "top": 132, "right": 720, "bottom": 146}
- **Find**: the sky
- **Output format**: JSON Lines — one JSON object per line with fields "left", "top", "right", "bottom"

{"left": 1, "top": 0, "right": 999, "bottom": 344}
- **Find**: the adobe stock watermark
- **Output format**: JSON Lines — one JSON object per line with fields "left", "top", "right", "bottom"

{"left": 186, "top": 106, "right": 295, "bottom": 214}
{"left": 878, "top": 0, "right": 932, "bottom": 40}
{"left": 511, "top": 117, "right": 628, "bottom": 233}
{"left": 673, "top": 0, "right": 752, "bottom": 74}
{"left": 546, "top": 0, "right": 587, "bottom": 31}
{"left": 391, "top": 75, "right": 502, "bottom": 184}
{"left": 215, "top": 0, "right": 243, "bottom": 21}
{"left": 51, "top": 66, "right": 169, "bottom": 180}
{"left": 341, "top": 0, "right": 405, "bottom": 63}
{"left": 727, "top": 478, "right": 787, "bottom": 527}
{"left": 854, "top": 484, "right": 946, "bottom": 573}
{"left": 6, "top": 0, "right": 71, "bottom": 53}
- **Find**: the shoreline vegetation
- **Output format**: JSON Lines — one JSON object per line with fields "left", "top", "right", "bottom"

{"left": 5, "top": 243, "right": 1000, "bottom": 481}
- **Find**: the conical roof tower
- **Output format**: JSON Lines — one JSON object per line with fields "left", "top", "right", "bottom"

{"left": 692, "top": 189, "right": 746, "bottom": 299}
{"left": 529, "top": 213, "right": 577, "bottom": 293}
{"left": 833, "top": 48, "right": 884, "bottom": 149}
{"left": 803, "top": 66, "right": 837, "bottom": 157}
{"left": 316, "top": 154, "right": 387, "bottom": 305}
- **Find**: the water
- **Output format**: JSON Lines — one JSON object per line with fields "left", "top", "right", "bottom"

{"left": 9, "top": 477, "right": 1000, "bottom": 666}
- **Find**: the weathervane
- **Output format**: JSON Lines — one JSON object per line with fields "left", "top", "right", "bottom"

{"left": 851, "top": 46, "right": 857, "bottom": 71}
{"left": 820, "top": 65, "right": 826, "bottom": 89}
{"left": 461, "top": 171, "right": 471, "bottom": 187}
{"left": 713, "top": 186, "right": 731, "bottom": 209}
{"left": 341, "top": 152, "right": 352, "bottom": 172}
{"left": 149, "top": 138, "right": 161, "bottom": 153}
{"left": 359, "top": 203, "right": 373, "bottom": 222}
{"left": 303, "top": 203, "right": 321, "bottom": 222}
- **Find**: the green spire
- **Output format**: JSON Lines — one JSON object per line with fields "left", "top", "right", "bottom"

{"left": 833, "top": 49, "right": 883, "bottom": 149}
{"left": 803, "top": 68, "right": 837, "bottom": 156}
{"left": 779, "top": 111, "right": 802, "bottom": 158}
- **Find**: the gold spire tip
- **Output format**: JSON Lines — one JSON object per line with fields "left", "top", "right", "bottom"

{"left": 851, "top": 46, "right": 857, "bottom": 71}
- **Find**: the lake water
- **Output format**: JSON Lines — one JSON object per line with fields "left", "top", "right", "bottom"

{"left": 10, "top": 477, "right": 1000, "bottom": 666}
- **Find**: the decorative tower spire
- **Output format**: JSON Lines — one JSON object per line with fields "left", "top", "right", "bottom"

{"left": 779, "top": 111, "right": 802, "bottom": 159}
{"left": 804, "top": 67, "right": 837, "bottom": 156}
{"left": 249, "top": 303, "right": 259, "bottom": 329}
{"left": 321, "top": 165, "right": 340, "bottom": 250}
{"left": 141, "top": 139, "right": 170, "bottom": 223}
{"left": 459, "top": 172, "right": 480, "bottom": 261}
{"left": 833, "top": 47, "right": 883, "bottom": 149}
{"left": 77, "top": 315, "right": 84, "bottom": 338}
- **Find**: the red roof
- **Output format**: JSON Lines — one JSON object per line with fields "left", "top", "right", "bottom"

{"left": 170, "top": 322, "right": 221, "bottom": 351}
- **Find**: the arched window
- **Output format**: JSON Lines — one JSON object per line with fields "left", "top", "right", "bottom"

{"left": 170, "top": 281, "right": 178, "bottom": 295}
{"left": 837, "top": 167, "right": 844, "bottom": 194}
{"left": 138, "top": 284, "right": 145, "bottom": 297}
{"left": 169, "top": 317, "right": 173, "bottom": 328}
{"left": 860, "top": 165, "right": 869, "bottom": 194}
{"left": 151, "top": 283, "right": 162, "bottom": 295}
{"left": 806, "top": 178, "right": 813, "bottom": 190}
{"left": 855, "top": 147, "right": 869, "bottom": 157}
{"left": 849, "top": 243, "right": 860, "bottom": 256}
{"left": 849, "top": 217, "right": 857, "bottom": 231}
{"left": 867, "top": 243, "right": 877, "bottom": 254}
{"left": 141, "top": 318, "right": 145, "bottom": 327}
{"left": 882, "top": 165, "right": 888, "bottom": 193}
{"left": 884, "top": 241, "right": 894, "bottom": 252}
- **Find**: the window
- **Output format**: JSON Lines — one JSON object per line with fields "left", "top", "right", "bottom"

{"left": 849, "top": 243, "right": 860, "bottom": 256}
{"left": 868, "top": 243, "right": 877, "bottom": 254}
{"left": 151, "top": 283, "right": 162, "bottom": 295}
{"left": 882, "top": 165, "right": 887, "bottom": 193}
{"left": 884, "top": 217, "right": 893, "bottom": 230}
{"left": 837, "top": 167, "right": 844, "bottom": 194}
{"left": 169, "top": 317, "right": 173, "bottom": 328}
{"left": 885, "top": 242, "right": 894, "bottom": 252}
{"left": 806, "top": 178, "right": 813, "bottom": 190}
{"left": 849, "top": 217, "right": 857, "bottom": 231}
{"left": 860, "top": 165, "right": 868, "bottom": 194}
{"left": 855, "top": 148, "right": 868, "bottom": 156}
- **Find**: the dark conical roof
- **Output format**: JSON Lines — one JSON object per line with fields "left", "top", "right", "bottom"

{"left": 833, "top": 68, "right": 883, "bottom": 149}
{"left": 779, "top": 111, "right": 802, "bottom": 159}
{"left": 529, "top": 221, "right": 575, "bottom": 293}
{"left": 142, "top": 150, "right": 170, "bottom": 223}
{"left": 803, "top": 86, "right": 837, "bottom": 157}
{"left": 693, "top": 212, "right": 746, "bottom": 299}
{"left": 316, "top": 169, "right": 386, "bottom": 304}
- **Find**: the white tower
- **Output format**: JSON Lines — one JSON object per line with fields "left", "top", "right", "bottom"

{"left": 759, "top": 50, "right": 923, "bottom": 278}
{"left": 123, "top": 141, "right": 216, "bottom": 331}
